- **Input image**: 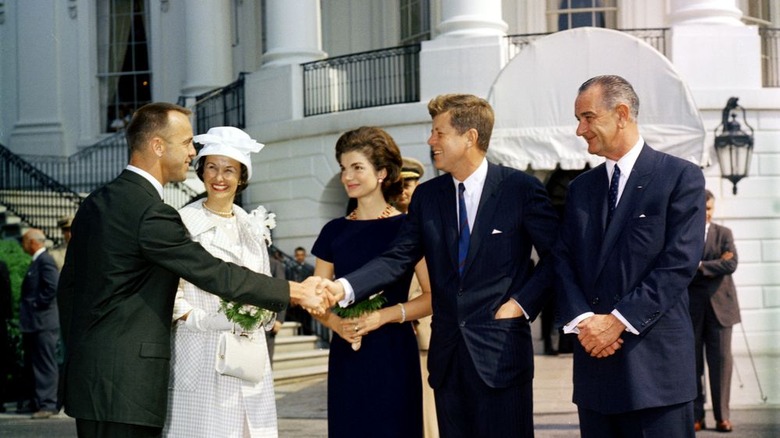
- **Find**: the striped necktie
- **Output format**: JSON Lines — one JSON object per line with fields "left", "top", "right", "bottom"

{"left": 606, "top": 165, "right": 621, "bottom": 227}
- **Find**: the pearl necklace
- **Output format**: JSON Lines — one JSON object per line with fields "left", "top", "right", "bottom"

{"left": 203, "top": 202, "right": 234, "bottom": 218}
{"left": 346, "top": 203, "right": 394, "bottom": 221}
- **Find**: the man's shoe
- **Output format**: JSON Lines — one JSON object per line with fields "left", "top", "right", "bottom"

{"left": 31, "top": 410, "right": 56, "bottom": 420}
{"left": 716, "top": 420, "right": 733, "bottom": 432}
{"left": 694, "top": 419, "right": 706, "bottom": 432}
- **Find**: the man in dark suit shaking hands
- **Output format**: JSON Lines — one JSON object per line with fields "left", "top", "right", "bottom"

{"left": 20, "top": 229, "right": 61, "bottom": 419}
{"left": 555, "top": 75, "right": 706, "bottom": 437}
{"left": 321, "top": 94, "right": 559, "bottom": 437}
{"left": 689, "top": 190, "right": 739, "bottom": 433}
{"left": 58, "top": 102, "right": 325, "bottom": 438}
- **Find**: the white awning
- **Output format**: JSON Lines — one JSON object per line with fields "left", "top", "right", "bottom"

{"left": 487, "top": 27, "right": 707, "bottom": 170}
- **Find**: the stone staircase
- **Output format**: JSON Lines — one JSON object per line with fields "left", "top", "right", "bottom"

{"left": 0, "top": 205, "right": 23, "bottom": 241}
{"left": 272, "top": 321, "right": 330, "bottom": 383}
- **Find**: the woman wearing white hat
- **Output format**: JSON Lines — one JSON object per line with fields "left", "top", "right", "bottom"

{"left": 164, "top": 127, "right": 279, "bottom": 438}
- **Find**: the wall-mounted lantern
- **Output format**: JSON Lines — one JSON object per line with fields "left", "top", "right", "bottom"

{"left": 714, "top": 97, "right": 754, "bottom": 195}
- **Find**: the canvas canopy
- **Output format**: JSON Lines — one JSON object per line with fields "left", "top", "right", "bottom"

{"left": 487, "top": 27, "right": 707, "bottom": 171}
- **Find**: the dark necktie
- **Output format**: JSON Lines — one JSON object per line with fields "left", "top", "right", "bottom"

{"left": 607, "top": 165, "right": 621, "bottom": 226}
{"left": 458, "top": 183, "right": 470, "bottom": 276}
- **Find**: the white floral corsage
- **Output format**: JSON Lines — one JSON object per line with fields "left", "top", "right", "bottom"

{"left": 249, "top": 205, "right": 276, "bottom": 245}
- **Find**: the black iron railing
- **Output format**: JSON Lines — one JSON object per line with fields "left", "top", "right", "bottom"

{"left": 507, "top": 28, "right": 669, "bottom": 59}
{"left": 193, "top": 73, "right": 247, "bottom": 134}
{"left": 302, "top": 44, "right": 421, "bottom": 117}
{"left": 760, "top": 28, "right": 780, "bottom": 87}
{"left": 0, "top": 143, "right": 83, "bottom": 245}
{"left": 27, "top": 132, "right": 129, "bottom": 195}
{"left": 509, "top": 27, "right": 780, "bottom": 88}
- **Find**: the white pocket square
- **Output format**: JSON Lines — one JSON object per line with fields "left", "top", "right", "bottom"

{"left": 491, "top": 229, "right": 503, "bottom": 234}
{"left": 639, "top": 214, "right": 647, "bottom": 218}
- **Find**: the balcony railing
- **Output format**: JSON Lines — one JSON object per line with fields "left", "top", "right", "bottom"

{"left": 302, "top": 44, "right": 421, "bottom": 117}
{"left": 507, "top": 28, "right": 669, "bottom": 60}
{"left": 508, "top": 27, "right": 779, "bottom": 88}
{"left": 192, "top": 73, "right": 247, "bottom": 134}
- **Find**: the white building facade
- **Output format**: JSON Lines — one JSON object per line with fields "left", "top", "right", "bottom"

{"left": 1, "top": 0, "right": 778, "bottom": 353}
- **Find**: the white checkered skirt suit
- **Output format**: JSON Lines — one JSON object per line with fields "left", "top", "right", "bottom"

{"left": 164, "top": 200, "right": 278, "bottom": 438}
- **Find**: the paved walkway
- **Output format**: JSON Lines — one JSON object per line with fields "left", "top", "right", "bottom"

{"left": 272, "top": 352, "right": 780, "bottom": 437}
{"left": 2, "top": 352, "right": 778, "bottom": 437}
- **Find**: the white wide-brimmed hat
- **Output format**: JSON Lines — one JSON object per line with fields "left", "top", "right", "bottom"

{"left": 193, "top": 126, "right": 265, "bottom": 179}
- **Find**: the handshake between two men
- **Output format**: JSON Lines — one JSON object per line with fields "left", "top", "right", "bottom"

{"left": 288, "top": 277, "right": 347, "bottom": 316}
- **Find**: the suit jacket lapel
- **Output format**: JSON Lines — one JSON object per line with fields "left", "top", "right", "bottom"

{"left": 120, "top": 170, "right": 163, "bottom": 202}
{"left": 462, "top": 163, "right": 501, "bottom": 277}
{"left": 596, "top": 145, "right": 656, "bottom": 277}
{"left": 437, "top": 179, "right": 460, "bottom": 274}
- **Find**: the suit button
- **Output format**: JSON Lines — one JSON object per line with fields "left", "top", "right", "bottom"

{"left": 459, "top": 321, "right": 466, "bottom": 327}
{"left": 458, "top": 288, "right": 463, "bottom": 297}
{"left": 591, "top": 297, "right": 600, "bottom": 305}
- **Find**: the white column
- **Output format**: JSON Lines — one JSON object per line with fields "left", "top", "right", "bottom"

{"left": 669, "top": 0, "right": 743, "bottom": 26}
{"left": 262, "top": 0, "right": 326, "bottom": 67}
{"left": 437, "top": 0, "right": 507, "bottom": 38}
{"left": 181, "top": 0, "right": 233, "bottom": 97}
{"left": 668, "top": 0, "right": 761, "bottom": 89}
{"left": 10, "top": 0, "right": 65, "bottom": 155}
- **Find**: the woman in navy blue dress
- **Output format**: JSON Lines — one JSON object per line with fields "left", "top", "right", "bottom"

{"left": 312, "top": 126, "right": 432, "bottom": 438}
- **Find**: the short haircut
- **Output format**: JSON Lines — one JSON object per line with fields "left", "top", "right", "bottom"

{"left": 578, "top": 75, "right": 639, "bottom": 121}
{"left": 705, "top": 189, "right": 715, "bottom": 202}
{"left": 125, "top": 102, "right": 192, "bottom": 154}
{"left": 427, "top": 94, "right": 494, "bottom": 152}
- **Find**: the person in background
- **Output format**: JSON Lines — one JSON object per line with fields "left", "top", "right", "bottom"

{"left": 285, "top": 247, "right": 315, "bottom": 334}
{"left": 165, "top": 126, "right": 281, "bottom": 437}
{"left": 49, "top": 216, "right": 72, "bottom": 271}
{"left": 312, "top": 126, "right": 432, "bottom": 438}
{"left": 397, "top": 156, "right": 438, "bottom": 438}
{"left": 20, "top": 229, "right": 60, "bottom": 419}
{"left": 286, "top": 247, "right": 314, "bottom": 282}
{"left": 320, "top": 95, "right": 559, "bottom": 437}
{"left": 555, "top": 75, "right": 705, "bottom": 437}
{"left": 57, "top": 102, "right": 324, "bottom": 438}
{"left": 688, "top": 189, "right": 740, "bottom": 433}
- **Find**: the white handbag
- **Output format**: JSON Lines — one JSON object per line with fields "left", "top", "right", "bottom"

{"left": 215, "top": 329, "right": 266, "bottom": 383}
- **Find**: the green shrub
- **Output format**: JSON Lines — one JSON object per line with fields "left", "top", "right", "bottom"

{"left": 0, "top": 238, "right": 31, "bottom": 320}
{"left": 0, "top": 238, "right": 31, "bottom": 405}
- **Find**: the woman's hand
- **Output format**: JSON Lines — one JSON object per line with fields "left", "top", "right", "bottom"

{"left": 352, "top": 311, "right": 382, "bottom": 337}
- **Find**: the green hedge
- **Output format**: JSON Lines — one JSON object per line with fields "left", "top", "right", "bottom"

{"left": 1, "top": 238, "right": 31, "bottom": 405}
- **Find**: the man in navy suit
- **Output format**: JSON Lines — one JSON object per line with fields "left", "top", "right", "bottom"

{"left": 555, "top": 75, "right": 706, "bottom": 437}
{"left": 322, "top": 94, "right": 559, "bottom": 437}
{"left": 20, "top": 228, "right": 60, "bottom": 419}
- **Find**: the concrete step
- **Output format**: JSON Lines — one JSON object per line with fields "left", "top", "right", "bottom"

{"left": 274, "top": 335, "right": 321, "bottom": 354}
{"left": 272, "top": 349, "right": 329, "bottom": 371}
{"left": 272, "top": 364, "right": 328, "bottom": 383}
{"left": 278, "top": 321, "right": 302, "bottom": 337}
